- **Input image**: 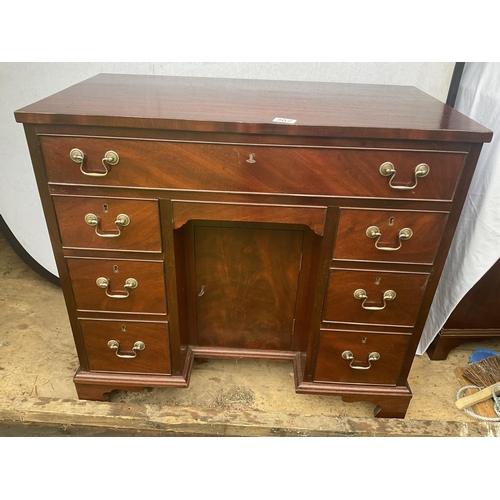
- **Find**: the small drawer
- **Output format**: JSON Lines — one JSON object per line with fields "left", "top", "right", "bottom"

{"left": 52, "top": 196, "right": 162, "bottom": 252}
{"left": 333, "top": 208, "right": 448, "bottom": 264}
{"left": 314, "top": 329, "right": 410, "bottom": 385}
{"left": 323, "top": 268, "right": 429, "bottom": 327}
{"left": 40, "top": 136, "right": 465, "bottom": 201}
{"left": 66, "top": 257, "right": 167, "bottom": 314}
{"left": 80, "top": 319, "right": 171, "bottom": 374}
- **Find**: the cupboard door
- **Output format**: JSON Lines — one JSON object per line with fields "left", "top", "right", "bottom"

{"left": 194, "top": 225, "right": 304, "bottom": 350}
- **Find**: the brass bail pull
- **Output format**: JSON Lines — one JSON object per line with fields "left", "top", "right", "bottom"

{"left": 69, "top": 148, "right": 119, "bottom": 177}
{"left": 85, "top": 213, "right": 130, "bottom": 238}
{"left": 342, "top": 350, "right": 380, "bottom": 370}
{"left": 96, "top": 277, "right": 138, "bottom": 298}
{"left": 354, "top": 288, "right": 396, "bottom": 310}
{"left": 107, "top": 340, "right": 145, "bottom": 359}
{"left": 379, "top": 162, "right": 430, "bottom": 190}
{"left": 366, "top": 226, "right": 413, "bottom": 251}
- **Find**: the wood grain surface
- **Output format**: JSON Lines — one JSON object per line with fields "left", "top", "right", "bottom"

{"left": 15, "top": 73, "right": 493, "bottom": 142}
{"left": 323, "top": 268, "right": 430, "bottom": 327}
{"left": 173, "top": 200, "right": 326, "bottom": 235}
{"left": 333, "top": 208, "right": 449, "bottom": 264}
{"left": 40, "top": 136, "right": 466, "bottom": 201}
{"left": 81, "top": 319, "right": 171, "bottom": 374}
{"left": 194, "top": 225, "right": 304, "bottom": 350}
{"left": 53, "top": 195, "right": 162, "bottom": 252}
{"left": 314, "top": 329, "right": 410, "bottom": 385}
{"left": 66, "top": 257, "right": 167, "bottom": 314}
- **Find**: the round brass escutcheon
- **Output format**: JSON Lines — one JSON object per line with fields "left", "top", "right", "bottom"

{"left": 379, "top": 161, "right": 396, "bottom": 177}
{"left": 124, "top": 278, "right": 138, "bottom": 289}
{"left": 415, "top": 163, "right": 430, "bottom": 178}
{"left": 366, "top": 226, "right": 381, "bottom": 239}
{"left": 103, "top": 150, "right": 120, "bottom": 166}
{"left": 133, "top": 341, "right": 146, "bottom": 351}
{"left": 399, "top": 228, "right": 413, "bottom": 241}
{"left": 96, "top": 277, "right": 109, "bottom": 289}
{"left": 115, "top": 214, "right": 130, "bottom": 227}
{"left": 85, "top": 213, "right": 99, "bottom": 226}
{"left": 69, "top": 148, "right": 84, "bottom": 163}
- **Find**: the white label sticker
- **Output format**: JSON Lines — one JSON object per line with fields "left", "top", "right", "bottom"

{"left": 272, "top": 117, "right": 297, "bottom": 124}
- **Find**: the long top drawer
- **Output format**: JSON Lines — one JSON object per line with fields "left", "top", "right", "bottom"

{"left": 40, "top": 136, "right": 466, "bottom": 201}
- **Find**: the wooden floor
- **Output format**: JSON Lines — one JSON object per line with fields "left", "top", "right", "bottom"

{"left": 1, "top": 232, "right": 500, "bottom": 436}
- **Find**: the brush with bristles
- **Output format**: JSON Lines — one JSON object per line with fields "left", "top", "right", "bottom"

{"left": 455, "top": 355, "right": 500, "bottom": 410}
{"left": 463, "top": 355, "right": 500, "bottom": 387}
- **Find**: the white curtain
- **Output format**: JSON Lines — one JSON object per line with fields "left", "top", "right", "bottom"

{"left": 417, "top": 62, "right": 500, "bottom": 355}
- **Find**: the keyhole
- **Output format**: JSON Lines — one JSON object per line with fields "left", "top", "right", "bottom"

{"left": 388, "top": 217, "right": 395, "bottom": 226}
{"left": 113, "top": 265, "right": 119, "bottom": 273}
{"left": 375, "top": 277, "right": 381, "bottom": 285}
{"left": 121, "top": 325, "right": 126, "bottom": 332}
{"left": 103, "top": 204, "right": 109, "bottom": 213}
{"left": 362, "top": 337, "right": 367, "bottom": 344}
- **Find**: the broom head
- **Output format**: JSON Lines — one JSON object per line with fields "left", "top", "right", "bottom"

{"left": 462, "top": 355, "right": 500, "bottom": 387}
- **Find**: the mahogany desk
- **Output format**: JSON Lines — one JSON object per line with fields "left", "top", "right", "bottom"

{"left": 15, "top": 74, "right": 492, "bottom": 417}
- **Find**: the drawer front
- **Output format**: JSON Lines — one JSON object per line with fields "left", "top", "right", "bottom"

{"left": 314, "top": 329, "right": 410, "bottom": 385}
{"left": 40, "top": 136, "right": 465, "bottom": 200}
{"left": 323, "top": 269, "right": 429, "bottom": 327}
{"left": 67, "top": 258, "right": 167, "bottom": 314}
{"left": 80, "top": 319, "right": 171, "bottom": 374}
{"left": 333, "top": 208, "right": 448, "bottom": 264}
{"left": 52, "top": 196, "right": 162, "bottom": 252}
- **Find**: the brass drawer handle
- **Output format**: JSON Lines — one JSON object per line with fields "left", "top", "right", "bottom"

{"left": 69, "top": 148, "right": 119, "bottom": 177}
{"left": 366, "top": 226, "right": 413, "bottom": 251}
{"left": 96, "top": 277, "right": 138, "bottom": 298}
{"left": 342, "top": 350, "right": 380, "bottom": 370}
{"left": 84, "top": 213, "right": 130, "bottom": 238}
{"left": 107, "top": 340, "right": 145, "bottom": 358}
{"left": 354, "top": 288, "right": 396, "bottom": 310}
{"left": 379, "top": 162, "right": 429, "bottom": 190}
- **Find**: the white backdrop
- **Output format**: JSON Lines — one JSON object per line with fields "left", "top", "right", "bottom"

{"left": 417, "top": 62, "right": 500, "bottom": 354}
{"left": 0, "top": 62, "right": 455, "bottom": 276}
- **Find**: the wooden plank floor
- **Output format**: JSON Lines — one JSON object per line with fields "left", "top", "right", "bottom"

{"left": 1, "top": 232, "right": 500, "bottom": 436}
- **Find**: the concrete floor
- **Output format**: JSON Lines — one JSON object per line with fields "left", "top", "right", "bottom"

{"left": 1, "top": 231, "right": 500, "bottom": 436}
